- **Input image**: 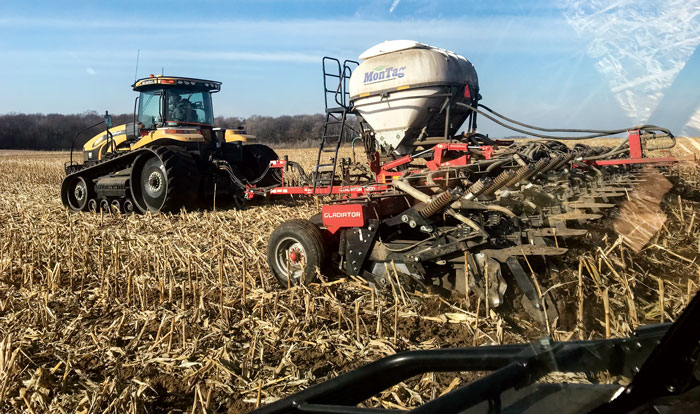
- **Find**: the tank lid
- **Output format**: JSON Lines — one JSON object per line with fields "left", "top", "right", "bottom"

{"left": 359, "top": 40, "right": 469, "bottom": 64}
{"left": 359, "top": 40, "right": 429, "bottom": 60}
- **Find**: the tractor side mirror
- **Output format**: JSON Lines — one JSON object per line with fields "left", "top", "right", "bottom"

{"left": 104, "top": 111, "right": 113, "bottom": 129}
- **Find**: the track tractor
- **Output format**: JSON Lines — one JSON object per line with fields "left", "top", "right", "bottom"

{"left": 263, "top": 40, "right": 691, "bottom": 322}
{"left": 61, "top": 75, "right": 280, "bottom": 213}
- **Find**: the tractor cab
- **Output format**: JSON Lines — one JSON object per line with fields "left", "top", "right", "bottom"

{"left": 132, "top": 75, "right": 221, "bottom": 130}
{"left": 78, "top": 75, "right": 252, "bottom": 165}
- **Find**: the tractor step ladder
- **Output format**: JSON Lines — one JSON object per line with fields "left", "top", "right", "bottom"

{"left": 311, "top": 57, "right": 358, "bottom": 195}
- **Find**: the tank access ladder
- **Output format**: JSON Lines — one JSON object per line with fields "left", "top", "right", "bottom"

{"left": 311, "top": 57, "right": 359, "bottom": 195}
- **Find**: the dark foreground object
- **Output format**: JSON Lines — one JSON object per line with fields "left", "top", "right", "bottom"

{"left": 254, "top": 291, "right": 700, "bottom": 414}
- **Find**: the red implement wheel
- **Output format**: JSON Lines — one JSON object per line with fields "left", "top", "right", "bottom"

{"left": 267, "top": 219, "right": 327, "bottom": 287}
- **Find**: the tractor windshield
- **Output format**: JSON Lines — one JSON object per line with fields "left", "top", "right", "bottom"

{"left": 165, "top": 88, "right": 214, "bottom": 126}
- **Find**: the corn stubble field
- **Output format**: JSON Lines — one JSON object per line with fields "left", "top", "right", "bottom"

{"left": 1, "top": 140, "right": 700, "bottom": 413}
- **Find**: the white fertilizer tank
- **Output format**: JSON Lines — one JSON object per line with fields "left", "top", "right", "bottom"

{"left": 349, "top": 40, "right": 479, "bottom": 153}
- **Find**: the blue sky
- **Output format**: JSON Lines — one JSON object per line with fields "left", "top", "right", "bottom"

{"left": 2, "top": 0, "right": 699, "bottom": 137}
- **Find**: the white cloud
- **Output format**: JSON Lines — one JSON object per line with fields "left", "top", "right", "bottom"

{"left": 0, "top": 16, "right": 583, "bottom": 61}
{"left": 159, "top": 50, "right": 319, "bottom": 63}
{"left": 1, "top": 49, "right": 320, "bottom": 65}
{"left": 86, "top": 67, "right": 96, "bottom": 75}
{"left": 684, "top": 106, "right": 700, "bottom": 136}
{"left": 389, "top": 0, "right": 401, "bottom": 13}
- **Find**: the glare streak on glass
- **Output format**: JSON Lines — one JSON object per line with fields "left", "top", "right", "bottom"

{"left": 563, "top": 0, "right": 700, "bottom": 128}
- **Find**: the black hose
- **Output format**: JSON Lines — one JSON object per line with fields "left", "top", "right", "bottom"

{"left": 582, "top": 148, "right": 630, "bottom": 161}
{"left": 577, "top": 137, "right": 629, "bottom": 160}
{"left": 485, "top": 158, "right": 509, "bottom": 172}
{"left": 643, "top": 132, "right": 677, "bottom": 150}
{"left": 456, "top": 103, "right": 674, "bottom": 141}
{"left": 69, "top": 120, "right": 105, "bottom": 167}
{"left": 466, "top": 132, "right": 496, "bottom": 146}
{"left": 477, "top": 103, "right": 672, "bottom": 135}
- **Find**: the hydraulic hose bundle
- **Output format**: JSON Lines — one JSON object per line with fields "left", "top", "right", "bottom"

{"left": 457, "top": 102, "right": 675, "bottom": 143}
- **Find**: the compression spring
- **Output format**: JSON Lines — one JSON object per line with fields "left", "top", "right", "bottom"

{"left": 551, "top": 152, "right": 577, "bottom": 171}
{"left": 466, "top": 178, "right": 489, "bottom": 198}
{"left": 504, "top": 164, "right": 532, "bottom": 187}
{"left": 539, "top": 155, "right": 567, "bottom": 174}
{"left": 482, "top": 169, "right": 516, "bottom": 196}
{"left": 523, "top": 158, "right": 549, "bottom": 181}
{"left": 420, "top": 189, "right": 454, "bottom": 218}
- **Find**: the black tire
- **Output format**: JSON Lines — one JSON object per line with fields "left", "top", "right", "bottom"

{"left": 240, "top": 144, "right": 281, "bottom": 187}
{"left": 267, "top": 219, "right": 327, "bottom": 287}
{"left": 130, "top": 147, "right": 200, "bottom": 213}
{"left": 61, "top": 175, "right": 91, "bottom": 211}
{"left": 139, "top": 155, "right": 168, "bottom": 210}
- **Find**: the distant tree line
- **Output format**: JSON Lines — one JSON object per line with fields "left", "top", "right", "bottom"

{"left": 0, "top": 112, "right": 329, "bottom": 150}
{"left": 0, "top": 112, "right": 134, "bottom": 150}
{"left": 216, "top": 114, "right": 328, "bottom": 148}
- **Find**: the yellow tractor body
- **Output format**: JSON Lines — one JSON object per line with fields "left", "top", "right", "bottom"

{"left": 62, "top": 75, "right": 280, "bottom": 213}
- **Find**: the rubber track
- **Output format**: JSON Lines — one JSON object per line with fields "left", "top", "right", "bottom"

{"left": 61, "top": 148, "right": 153, "bottom": 209}
{"left": 61, "top": 146, "right": 201, "bottom": 213}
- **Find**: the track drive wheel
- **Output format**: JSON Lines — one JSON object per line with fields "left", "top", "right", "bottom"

{"left": 61, "top": 175, "right": 91, "bottom": 211}
{"left": 130, "top": 147, "right": 200, "bottom": 213}
{"left": 267, "top": 219, "right": 327, "bottom": 287}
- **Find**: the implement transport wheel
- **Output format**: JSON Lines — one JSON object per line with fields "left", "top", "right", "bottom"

{"left": 130, "top": 147, "right": 200, "bottom": 213}
{"left": 61, "top": 175, "right": 91, "bottom": 211}
{"left": 267, "top": 219, "right": 327, "bottom": 287}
